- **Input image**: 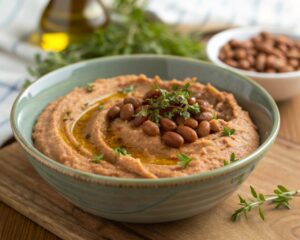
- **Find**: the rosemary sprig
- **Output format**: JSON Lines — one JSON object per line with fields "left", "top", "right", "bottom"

{"left": 231, "top": 185, "right": 300, "bottom": 222}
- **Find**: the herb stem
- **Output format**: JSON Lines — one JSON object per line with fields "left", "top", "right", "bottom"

{"left": 231, "top": 185, "right": 300, "bottom": 222}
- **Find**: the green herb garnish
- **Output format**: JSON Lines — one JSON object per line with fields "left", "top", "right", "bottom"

{"left": 177, "top": 153, "right": 193, "bottom": 168}
{"left": 85, "top": 83, "right": 94, "bottom": 93}
{"left": 97, "top": 105, "right": 104, "bottom": 111}
{"left": 223, "top": 152, "right": 238, "bottom": 166}
{"left": 223, "top": 160, "right": 229, "bottom": 166}
{"left": 119, "top": 85, "right": 134, "bottom": 94}
{"left": 91, "top": 154, "right": 104, "bottom": 163}
{"left": 137, "top": 84, "right": 200, "bottom": 123}
{"left": 223, "top": 127, "right": 236, "bottom": 136}
{"left": 25, "top": 0, "right": 206, "bottom": 82}
{"left": 230, "top": 152, "right": 238, "bottom": 162}
{"left": 114, "top": 147, "right": 129, "bottom": 156}
{"left": 212, "top": 113, "right": 218, "bottom": 120}
{"left": 231, "top": 185, "right": 300, "bottom": 222}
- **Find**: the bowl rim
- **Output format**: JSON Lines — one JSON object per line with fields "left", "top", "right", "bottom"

{"left": 206, "top": 26, "right": 300, "bottom": 79}
{"left": 10, "top": 54, "right": 280, "bottom": 186}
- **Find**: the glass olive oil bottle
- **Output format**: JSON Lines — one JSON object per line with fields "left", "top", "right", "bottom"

{"left": 36, "top": 0, "right": 108, "bottom": 51}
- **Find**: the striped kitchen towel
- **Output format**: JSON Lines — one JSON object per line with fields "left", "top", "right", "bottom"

{"left": 1, "top": 0, "right": 300, "bottom": 146}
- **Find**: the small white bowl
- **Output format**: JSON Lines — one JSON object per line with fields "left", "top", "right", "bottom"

{"left": 207, "top": 26, "right": 300, "bottom": 101}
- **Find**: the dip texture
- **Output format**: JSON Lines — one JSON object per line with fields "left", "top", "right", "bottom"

{"left": 32, "top": 75, "right": 259, "bottom": 178}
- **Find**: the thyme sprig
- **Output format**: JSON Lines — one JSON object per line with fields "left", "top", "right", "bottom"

{"left": 231, "top": 185, "right": 300, "bottom": 222}
{"left": 137, "top": 83, "right": 200, "bottom": 123}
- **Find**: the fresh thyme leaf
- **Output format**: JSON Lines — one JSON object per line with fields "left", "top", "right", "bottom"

{"left": 114, "top": 147, "right": 129, "bottom": 156}
{"left": 91, "top": 154, "right": 104, "bottom": 163}
{"left": 85, "top": 83, "right": 94, "bottom": 93}
{"left": 182, "top": 83, "right": 191, "bottom": 91}
{"left": 250, "top": 185, "right": 258, "bottom": 198}
{"left": 231, "top": 185, "right": 300, "bottom": 222}
{"left": 278, "top": 185, "right": 289, "bottom": 192}
{"left": 142, "top": 84, "right": 199, "bottom": 123}
{"left": 97, "top": 105, "right": 104, "bottom": 111}
{"left": 119, "top": 85, "right": 134, "bottom": 94}
{"left": 177, "top": 153, "right": 192, "bottom": 168}
{"left": 223, "top": 127, "right": 236, "bottom": 136}
{"left": 258, "top": 207, "right": 265, "bottom": 220}
{"left": 26, "top": 0, "right": 206, "bottom": 80}
{"left": 223, "top": 152, "right": 238, "bottom": 166}
{"left": 230, "top": 152, "right": 238, "bottom": 162}
{"left": 135, "top": 106, "right": 148, "bottom": 117}
{"left": 171, "top": 85, "right": 179, "bottom": 91}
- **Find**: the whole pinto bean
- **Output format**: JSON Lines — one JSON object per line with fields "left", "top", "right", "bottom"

{"left": 224, "top": 59, "right": 238, "bottom": 68}
{"left": 123, "top": 97, "right": 142, "bottom": 108}
{"left": 266, "top": 56, "right": 285, "bottom": 70}
{"left": 256, "top": 54, "right": 267, "bottom": 71}
{"left": 144, "top": 89, "right": 161, "bottom": 100}
{"left": 188, "top": 97, "right": 197, "bottom": 105}
{"left": 132, "top": 116, "right": 147, "bottom": 127}
{"left": 210, "top": 119, "right": 222, "bottom": 132}
{"left": 120, "top": 103, "right": 134, "bottom": 121}
{"left": 256, "top": 43, "right": 273, "bottom": 54}
{"left": 160, "top": 118, "right": 177, "bottom": 131}
{"left": 176, "top": 126, "right": 198, "bottom": 143}
{"left": 184, "top": 118, "right": 198, "bottom": 129}
{"left": 107, "top": 106, "right": 120, "bottom": 121}
{"left": 197, "top": 120, "right": 211, "bottom": 137}
{"left": 279, "top": 65, "right": 294, "bottom": 73}
{"left": 175, "top": 116, "right": 185, "bottom": 125}
{"left": 195, "top": 112, "right": 213, "bottom": 122}
{"left": 162, "top": 131, "right": 184, "bottom": 148}
{"left": 238, "top": 60, "right": 251, "bottom": 70}
{"left": 142, "top": 120, "right": 160, "bottom": 136}
{"left": 234, "top": 48, "right": 247, "bottom": 60}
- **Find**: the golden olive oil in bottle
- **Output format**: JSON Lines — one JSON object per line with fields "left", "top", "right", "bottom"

{"left": 36, "top": 0, "right": 108, "bottom": 51}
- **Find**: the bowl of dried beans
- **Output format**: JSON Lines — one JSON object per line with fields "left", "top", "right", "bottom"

{"left": 207, "top": 26, "right": 300, "bottom": 101}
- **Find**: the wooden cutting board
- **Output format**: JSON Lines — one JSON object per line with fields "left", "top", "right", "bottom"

{"left": 0, "top": 138, "right": 299, "bottom": 240}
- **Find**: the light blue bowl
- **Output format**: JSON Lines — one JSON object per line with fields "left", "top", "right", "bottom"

{"left": 11, "top": 55, "right": 280, "bottom": 223}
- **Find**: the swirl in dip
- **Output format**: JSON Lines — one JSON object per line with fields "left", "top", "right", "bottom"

{"left": 32, "top": 75, "right": 259, "bottom": 178}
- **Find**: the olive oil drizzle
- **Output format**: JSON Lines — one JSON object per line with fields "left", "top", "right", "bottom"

{"left": 62, "top": 93, "right": 177, "bottom": 165}
{"left": 71, "top": 93, "right": 124, "bottom": 156}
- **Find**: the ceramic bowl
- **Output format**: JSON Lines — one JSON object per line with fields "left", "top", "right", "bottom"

{"left": 207, "top": 26, "right": 300, "bottom": 101}
{"left": 11, "top": 55, "right": 280, "bottom": 223}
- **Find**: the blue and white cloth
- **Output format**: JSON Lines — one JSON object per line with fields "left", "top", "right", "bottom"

{"left": 1, "top": 0, "right": 300, "bottom": 146}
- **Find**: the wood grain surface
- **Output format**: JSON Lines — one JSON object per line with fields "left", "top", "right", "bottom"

{"left": 0, "top": 137, "right": 299, "bottom": 240}
{"left": 1, "top": 57, "right": 300, "bottom": 240}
